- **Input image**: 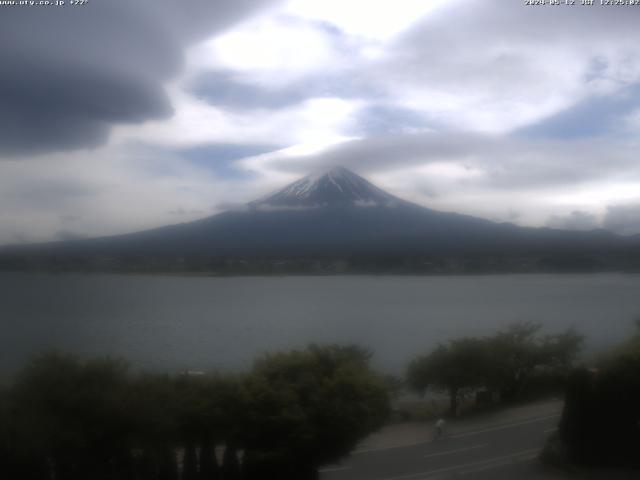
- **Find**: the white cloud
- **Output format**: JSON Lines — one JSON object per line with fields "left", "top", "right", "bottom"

{"left": 603, "top": 203, "right": 640, "bottom": 236}
{"left": 0, "top": 145, "right": 265, "bottom": 245}
{"left": 5, "top": 0, "right": 640, "bottom": 241}
{"left": 546, "top": 211, "right": 601, "bottom": 232}
{"left": 236, "top": 130, "right": 640, "bottom": 228}
{"left": 188, "top": 15, "right": 344, "bottom": 86}
{"left": 113, "top": 84, "right": 360, "bottom": 149}
{"left": 284, "top": 0, "right": 453, "bottom": 40}
{"left": 361, "top": 2, "right": 640, "bottom": 133}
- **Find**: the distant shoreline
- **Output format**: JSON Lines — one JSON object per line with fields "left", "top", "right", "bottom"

{"left": 1, "top": 267, "right": 640, "bottom": 279}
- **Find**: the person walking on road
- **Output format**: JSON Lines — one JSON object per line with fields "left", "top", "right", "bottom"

{"left": 435, "top": 418, "right": 446, "bottom": 439}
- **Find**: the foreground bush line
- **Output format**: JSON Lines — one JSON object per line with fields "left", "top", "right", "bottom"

{"left": 3, "top": 320, "right": 638, "bottom": 478}
{"left": 0, "top": 345, "right": 390, "bottom": 480}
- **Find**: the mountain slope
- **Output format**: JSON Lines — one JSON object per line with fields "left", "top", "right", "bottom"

{"left": 2, "top": 167, "right": 639, "bottom": 272}
{"left": 251, "top": 166, "right": 399, "bottom": 208}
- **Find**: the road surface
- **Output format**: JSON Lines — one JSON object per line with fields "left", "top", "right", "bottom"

{"left": 320, "top": 400, "right": 570, "bottom": 480}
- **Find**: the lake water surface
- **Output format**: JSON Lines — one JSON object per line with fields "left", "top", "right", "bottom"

{"left": 1, "top": 272, "right": 639, "bottom": 379}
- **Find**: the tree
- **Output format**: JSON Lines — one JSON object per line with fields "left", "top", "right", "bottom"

{"left": 172, "top": 373, "right": 244, "bottom": 480}
{"left": 407, "top": 337, "right": 491, "bottom": 416}
{"left": 540, "top": 328, "right": 584, "bottom": 373}
{"left": 174, "top": 375, "right": 212, "bottom": 480}
{"left": 558, "top": 322, "right": 640, "bottom": 467}
{"left": 602, "top": 316, "right": 640, "bottom": 362}
{"left": 488, "top": 322, "right": 583, "bottom": 401}
{"left": 488, "top": 322, "right": 543, "bottom": 400}
{"left": 127, "top": 372, "right": 243, "bottom": 480}
{"left": 407, "top": 323, "right": 584, "bottom": 413}
{"left": 9, "top": 353, "right": 134, "bottom": 480}
{"left": 3, "top": 345, "right": 390, "bottom": 480}
{"left": 239, "top": 344, "right": 390, "bottom": 480}
{"left": 128, "top": 374, "right": 180, "bottom": 480}
{"left": 1, "top": 386, "right": 49, "bottom": 480}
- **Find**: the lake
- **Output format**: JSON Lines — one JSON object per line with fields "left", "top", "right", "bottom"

{"left": 1, "top": 272, "right": 639, "bottom": 379}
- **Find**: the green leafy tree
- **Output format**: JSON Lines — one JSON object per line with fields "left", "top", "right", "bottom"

{"left": 127, "top": 374, "right": 180, "bottom": 480}
{"left": 239, "top": 344, "right": 390, "bottom": 480}
{"left": 198, "top": 374, "right": 243, "bottom": 480}
{"left": 126, "top": 372, "right": 243, "bottom": 480}
{"left": 488, "top": 322, "right": 583, "bottom": 401}
{"left": 407, "top": 337, "right": 491, "bottom": 416}
{"left": 3, "top": 345, "right": 391, "bottom": 480}
{"left": 10, "top": 353, "right": 134, "bottom": 480}
{"left": 407, "top": 323, "right": 584, "bottom": 412}
{"left": 488, "top": 322, "right": 544, "bottom": 400}
{"left": 174, "top": 375, "right": 212, "bottom": 480}
{"left": 173, "top": 373, "right": 244, "bottom": 480}
{"left": 540, "top": 327, "right": 584, "bottom": 373}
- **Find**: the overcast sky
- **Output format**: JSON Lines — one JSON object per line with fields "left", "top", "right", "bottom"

{"left": 2, "top": 0, "right": 640, "bottom": 244}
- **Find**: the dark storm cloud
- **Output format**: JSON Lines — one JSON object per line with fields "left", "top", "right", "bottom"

{"left": 0, "top": 58, "right": 172, "bottom": 155}
{"left": 0, "top": 0, "right": 275, "bottom": 157}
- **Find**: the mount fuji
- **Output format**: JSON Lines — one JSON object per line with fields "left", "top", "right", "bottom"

{"left": 251, "top": 166, "right": 398, "bottom": 209}
{"left": 2, "top": 167, "right": 639, "bottom": 273}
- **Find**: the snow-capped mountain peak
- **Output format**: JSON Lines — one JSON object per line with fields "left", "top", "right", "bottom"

{"left": 252, "top": 166, "right": 399, "bottom": 208}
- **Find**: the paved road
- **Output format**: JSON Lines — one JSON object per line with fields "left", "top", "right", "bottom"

{"left": 320, "top": 401, "right": 568, "bottom": 480}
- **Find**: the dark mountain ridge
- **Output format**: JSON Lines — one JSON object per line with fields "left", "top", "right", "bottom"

{"left": 2, "top": 167, "right": 639, "bottom": 274}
